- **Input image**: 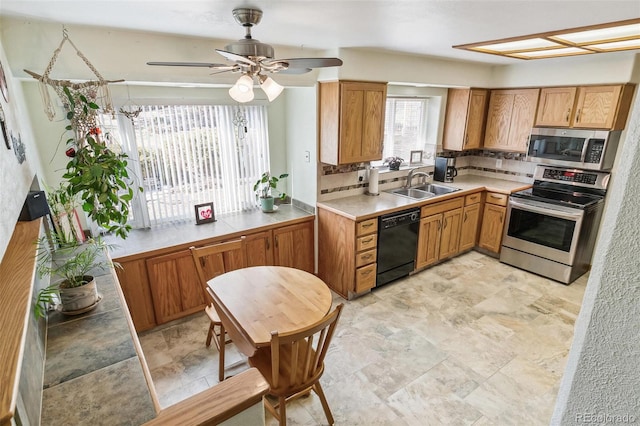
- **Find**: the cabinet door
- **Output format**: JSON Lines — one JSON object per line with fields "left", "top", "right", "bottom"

{"left": 443, "top": 88, "right": 471, "bottom": 151}
{"left": 484, "top": 91, "right": 514, "bottom": 150}
{"left": 273, "top": 221, "right": 314, "bottom": 273}
{"left": 573, "top": 85, "right": 622, "bottom": 129}
{"left": 478, "top": 204, "right": 506, "bottom": 253}
{"left": 439, "top": 208, "right": 463, "bottom": 260}
{"left": 146, "top": 249, "right": 206, "bottom": 324}
{"left": 508, "top": 89, "right": 540, "bottom": 152}
{"left": 416, "top": 214, "right": 442, "bottom": 270}
{"left": 245, "top": 230, "right": 273, "bottom": 266}
{"left": 116, "top": 259, "right": 156, "bottom": 332}
{"left": 339, "top": 82, "right": 386, "bottom": 164}
{"left": 466, "top": 89, "right": 488, "bottom": 149}
{"left": 536, "top": 87, "right": 577, "bottom": 127}
{"left": 459, "top": 203, "right": 480, "bottom": 252}
{"left": 484, "top": 89, "right": 539, "bottom": 152}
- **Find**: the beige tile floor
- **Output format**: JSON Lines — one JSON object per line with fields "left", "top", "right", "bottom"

{"left": 138, "top": 251, "right": 587, "bottom": 425}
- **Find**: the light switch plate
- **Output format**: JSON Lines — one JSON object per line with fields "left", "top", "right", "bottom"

{"left": 496, "top": 159, "right": 503, "bottom": 169}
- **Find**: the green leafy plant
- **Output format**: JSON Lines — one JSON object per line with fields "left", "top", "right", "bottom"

{"left": 60, "top": 86, "right": 140, "bottom": 239}
{"left": 384, "top": 156, "right": 404, "bottom": 170}
{"left": 253, "top": 172, "right": 289, "bottom": 200}
{"left": 34, "top": 233, "right": 117, "bottom": 318}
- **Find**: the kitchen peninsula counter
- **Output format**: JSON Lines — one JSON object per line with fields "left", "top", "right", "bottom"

{"left": 106, "top": 205, "right": 314, "bottom": 260}
{"left": 317, "top": 174, "right": 532, "bottom": 221}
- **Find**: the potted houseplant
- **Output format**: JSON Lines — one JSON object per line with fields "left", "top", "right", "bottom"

{"left": 60, "top": 86, "right": 140, "bottom": 239}
{"left": 34, "top": 232, "right": 116, "bottom": 318}
{"left": 384, "top": 156, "right": 404, "bottom": 171}
{"left": 253, "top": 172, "right": 288, "bottom": 212}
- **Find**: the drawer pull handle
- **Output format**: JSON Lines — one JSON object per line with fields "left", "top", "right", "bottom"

{"left": 362, "top": 254, "right": 373, "bottom": 260}
{"left": 490, "top": 194, "right": 502, "bottom": 199}
{"left": 362, "top": 223, "right": 373, "bottom": 228}
{"left": 362, "top": 237, "right": 374, "bottom": 243}
{"left": 361, "top": 270, "right": 372, "bottom": 276}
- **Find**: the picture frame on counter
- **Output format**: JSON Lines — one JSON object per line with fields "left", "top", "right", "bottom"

{"left": 194, "top": 202, "right": 216, "bottom": 225}
{"left": 410, "top": 150, "right": 423, "bottom": 165}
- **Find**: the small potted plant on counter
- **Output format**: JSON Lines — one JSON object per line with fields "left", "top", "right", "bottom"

{"left": 384, "top": 156, "right": 404, "bottom": 171}
{"left": 34, "top": 232, "right": 117, "bottom": 318}
{"left": 254, "top": 172, "right": 289, "bottom": 212}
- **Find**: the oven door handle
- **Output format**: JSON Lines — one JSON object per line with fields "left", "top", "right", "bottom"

{"left": 509, "top": 200, "right": 584, "bottom": 221}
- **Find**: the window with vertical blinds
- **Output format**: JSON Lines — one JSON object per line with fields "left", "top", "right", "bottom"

{"left": 380, "top": 97, "right": 429, "bottom": 164}
{"left": 100, "top": 105, "right": 270, "bottom": 228}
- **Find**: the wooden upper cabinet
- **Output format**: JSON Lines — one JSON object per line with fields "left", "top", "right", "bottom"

{"left": 319, "top": 81, "right": 387, "bottom": 165}
{"left": 443, "top": 88, "right": 488, "bottom": 151}
{"left": 536, "top": 87, "right": 577, "bottom": 127}
{"left": 535, "top": 84, "right": 635, "bottom": 130}
{"left": 484, "top": 88, "right": 539, "bottom": 152}
{"left": 573, "top": 85, "right": 632, "bottom": 130}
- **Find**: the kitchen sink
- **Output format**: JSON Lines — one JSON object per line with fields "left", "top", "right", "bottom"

{"left": 388, "top": 183, "right": 460, "bottom": 200}
{"left": 411, "top": 183, "right": 461, "bottom": 196}
{"left": 389, "top": 188, "right": 435, "bottom": 200}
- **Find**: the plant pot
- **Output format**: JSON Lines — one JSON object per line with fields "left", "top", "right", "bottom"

{"left": 260, "top": 196, "right": 275, "bottom": 212}
{"left": 59, "top": 276, "right": 100, "bottom": 314}
{"left": 389, "top": 164, "right": 400, "bottom": 171}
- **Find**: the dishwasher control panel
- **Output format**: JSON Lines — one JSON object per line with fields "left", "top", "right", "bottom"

{"left": 379, "top": 209, "right": 420, "bottom": 230}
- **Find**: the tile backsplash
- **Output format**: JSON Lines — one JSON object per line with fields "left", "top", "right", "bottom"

{"left": 318, "top": 149, "right": 535, "bottom": 202}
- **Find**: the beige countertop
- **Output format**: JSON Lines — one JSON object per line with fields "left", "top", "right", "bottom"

{"left": 105, "top": 205, "right": 314, "bottom": 260}
{"left": 317, "top": 174, "right": 532, "bottom": 221}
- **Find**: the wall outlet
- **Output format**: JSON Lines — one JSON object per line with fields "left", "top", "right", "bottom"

{"left": 496, "top": 159, "right": 503, "bottom": 169}
{"left": 304, "top": 151, "right": 310, "bottom": 163}
{"left": 358, "top": 169, "right": 366, "bottom": 182}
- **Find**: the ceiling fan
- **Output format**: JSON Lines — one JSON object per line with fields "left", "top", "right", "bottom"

{"left": 147, "top": 7, "right": 343, "bottom": 102}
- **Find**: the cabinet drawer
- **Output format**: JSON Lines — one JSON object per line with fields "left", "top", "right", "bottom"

{"left": 356, "top": 234, "right": 377, "bottom": 251}
{"left": 485, "top": 192, "right": 508, "bottom": 206}
{"left": 421, "top": 197, "right": 464, "bottom": 218}
{"left": 356, "top": 218, "right": 378, "bottom": 236}
{"left": 355, "top": 248, "right": 377, "bottom": 268}
{"left": 465, "top": 192, "right": 482, "bottom": 205}
{"left": 355, "top": 263, "right": 376, "bottom": 293}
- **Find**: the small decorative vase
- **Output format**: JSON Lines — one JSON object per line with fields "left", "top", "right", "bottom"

{"left": 59, "top": 276, "right": 100, "bottom": 314}
{"left": 260, "top": 196, "right": 275, "bottom": 212}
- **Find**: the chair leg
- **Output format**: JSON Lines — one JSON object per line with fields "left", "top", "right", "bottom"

{"left": 206, "top": 322, "right": 215, "bottom": 348}
{"left": 218, "top": 323, "right": 226, "bottom": 382}
{"left": 278, "top": 396, "right": 287, "bottom": 426}
{"left": 313, "top": 382, "right": 335, "bottom": 425}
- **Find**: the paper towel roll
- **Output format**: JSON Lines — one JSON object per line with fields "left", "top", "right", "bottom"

{"left": 368, "top": 168, "right": 379, "bottom": 195}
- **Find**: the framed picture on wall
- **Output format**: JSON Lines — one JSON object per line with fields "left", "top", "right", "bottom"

{"left": 194, "top": 202, "right": 216, "bottom": 225}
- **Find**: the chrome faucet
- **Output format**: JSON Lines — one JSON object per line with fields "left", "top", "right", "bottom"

{"left": 405, "top": 170, "right": 430, "bottom": 188}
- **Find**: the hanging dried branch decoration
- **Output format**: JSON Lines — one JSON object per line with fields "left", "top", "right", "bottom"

{"left": 24, "top": 29, "right": 123, "bottom": 122}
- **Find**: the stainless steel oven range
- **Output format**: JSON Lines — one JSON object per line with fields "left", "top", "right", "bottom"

{"left": 500, "top": 165, "right": 609, "bottom": 284}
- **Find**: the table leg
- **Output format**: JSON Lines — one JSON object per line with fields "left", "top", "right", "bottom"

{"left": 218, "top": 323, "right": 226, "bottom": 382}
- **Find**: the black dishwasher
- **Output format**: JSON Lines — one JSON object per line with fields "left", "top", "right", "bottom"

{"left": 376, "top": 208, "right": 420, "bottom": 287}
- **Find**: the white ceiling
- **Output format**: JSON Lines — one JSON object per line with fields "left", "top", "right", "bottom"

{"left": 1, "top": 0, "right": 639, "bottom": 66}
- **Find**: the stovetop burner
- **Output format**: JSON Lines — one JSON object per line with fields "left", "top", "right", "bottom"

{"left": 511, "top": 186, "right": 602, "bottom": 209}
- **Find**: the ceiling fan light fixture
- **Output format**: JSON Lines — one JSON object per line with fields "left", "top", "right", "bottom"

{"left": 259, "top": 75, "right": 284, "bottom": 102}
{"left": 229, "top": 75, "right": 255, "bottom": 103}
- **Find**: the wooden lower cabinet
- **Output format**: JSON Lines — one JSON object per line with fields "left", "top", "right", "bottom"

{"left": 459, "top": 192, "right": 482, "bottom": 252}
{"left": 116, "top": 259, "right": 156, "bottom": 332}
{"left": 273, "top": 221, "right": 314, "bottom": 273}
{"left": 478, "top": 192, "right": 509, "bottom": 254}
{"left": 416, "top": 197, "right": 464, "bottom": 270}
{"left": 146, "top": 249, "right": 207, "bottom": 324}
{"left": 116, "top": 217, "right": 315, "bottom": 330}
{"left": 318, "top": 209, "right": 377, "bottom": 299}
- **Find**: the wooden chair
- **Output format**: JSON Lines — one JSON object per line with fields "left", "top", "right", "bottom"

{"left": 190, "top": 238, "right": 246, "bottom": 382}
{"left": 248, "top": 303, "right": 344, "bottom": 426}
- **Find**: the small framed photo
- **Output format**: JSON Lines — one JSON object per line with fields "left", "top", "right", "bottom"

{"left": 194, "top": 202, "right": 215, "bottom": 225}
{"left": 410, "top": 150, "right": 423, "bottom": 165}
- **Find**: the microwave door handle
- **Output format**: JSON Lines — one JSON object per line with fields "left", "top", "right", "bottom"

{"left": 509, "top": 200, "right": 583, "bottom": 221}
{"left": 580, "top": 138, "right": 590, "bottom": 162}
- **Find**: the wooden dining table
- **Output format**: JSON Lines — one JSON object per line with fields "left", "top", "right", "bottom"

{"left": 206, "top": 266, "right": 333, "bottom": 365}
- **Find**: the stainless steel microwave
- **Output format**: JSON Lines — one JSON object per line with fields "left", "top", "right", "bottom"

{"left": 527, "top": 128, "right": 621, "bottom": 170}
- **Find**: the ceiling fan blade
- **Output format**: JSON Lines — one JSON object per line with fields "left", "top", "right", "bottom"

{"left": 147, "top": 61, "right": 234, "bottom": 69}
{"left": 278, "top": 68, "right": 312, "bottom": 75}
{"left": 266, "top": 57, "right": 343, "bottom": 69}
{"left": 215, "top": 49, "right": 257, "bottom": 66}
